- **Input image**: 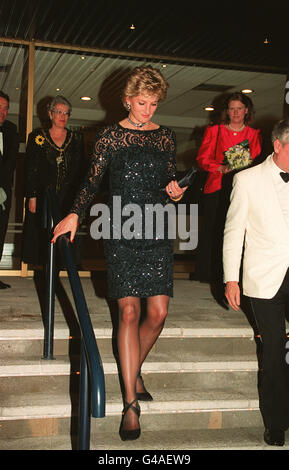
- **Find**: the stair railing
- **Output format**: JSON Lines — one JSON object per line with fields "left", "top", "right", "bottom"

{"left": 42, "top": 189, "right": 105, "bottom": 450}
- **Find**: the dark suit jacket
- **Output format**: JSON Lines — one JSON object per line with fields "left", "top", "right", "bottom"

{"left": 0, "top": 119, "right": 18, "bottom": 259}
{"left": 0, "top": 119, "right": 19, "bottom": 197}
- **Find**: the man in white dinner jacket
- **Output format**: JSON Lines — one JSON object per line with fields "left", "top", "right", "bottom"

{"left": 223, "top": 119, "right": 289, "bottom": 446}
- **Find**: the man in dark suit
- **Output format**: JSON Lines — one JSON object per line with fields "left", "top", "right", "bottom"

{"left": 0, "top": 91, "right": 18, "bottom": 288}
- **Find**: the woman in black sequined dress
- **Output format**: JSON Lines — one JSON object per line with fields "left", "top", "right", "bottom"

{"left": 52, "top": 67, "right": 187, "bottom": 440}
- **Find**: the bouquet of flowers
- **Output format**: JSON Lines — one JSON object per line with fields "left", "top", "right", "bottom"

{"left": 223, "top": 139, "right": 252, "bottom": 170}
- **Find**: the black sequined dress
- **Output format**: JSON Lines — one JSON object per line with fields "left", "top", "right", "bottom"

{"left": 71, "top": 124, "right": 177, "bottom": 299}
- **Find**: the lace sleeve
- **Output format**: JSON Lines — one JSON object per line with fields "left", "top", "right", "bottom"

{"left": 70, "top": 129, "right": 112, "bottom": 220}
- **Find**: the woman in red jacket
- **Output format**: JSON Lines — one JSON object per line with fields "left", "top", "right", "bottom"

{"left": 196, "top": 92, "right": 262, "bottom": 294}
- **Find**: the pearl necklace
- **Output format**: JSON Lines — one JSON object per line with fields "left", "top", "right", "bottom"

{"left": 127, "top": 116, "right": 149, "bottom": 128}
{"left": 228, "top": 124, "right": 245, "bottom": 136}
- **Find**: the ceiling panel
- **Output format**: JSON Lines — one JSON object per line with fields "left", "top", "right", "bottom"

{"left": 1, "top": 0, "right": 289, "bottom": 71}
{"left": 0, "top": 43, "right": 285, "bottom": 129}
{"left": 0, "top": 2, "right": 287, "bottom": 132}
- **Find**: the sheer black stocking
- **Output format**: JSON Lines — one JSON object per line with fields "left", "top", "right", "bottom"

{"left": 136, "top": 295, "right": 169, "bottom": 393}
{"left": 117, "top": 295, "right": 169, "bottom": 431}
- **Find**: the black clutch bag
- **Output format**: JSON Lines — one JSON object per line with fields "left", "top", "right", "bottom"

{"left": 176, "top": 167, "right": 198, "bottom": 188}
{"left": 161, "top": 167, "right": 198, "bottom": 192}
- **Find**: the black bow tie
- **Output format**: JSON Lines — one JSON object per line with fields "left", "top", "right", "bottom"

{"left": 280, "top": 172, "right": 289, "bottom": 183}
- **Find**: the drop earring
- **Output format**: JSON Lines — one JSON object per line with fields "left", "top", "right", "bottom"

{"left": 126, "top": 103, "right": 131, "bottom": 111}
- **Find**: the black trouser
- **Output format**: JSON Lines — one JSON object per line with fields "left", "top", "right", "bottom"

{"left": 249, "top": 269, "right": 289, "bottom": 431}
{"left": 196, "top": 188, "right": 230, "bottom": 282}
{"left": 0, "top": 193, "right": 11, "bottom": 260}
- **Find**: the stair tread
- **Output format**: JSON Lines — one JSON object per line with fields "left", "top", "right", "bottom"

{"left": 0, "top": 278, "right": 255, "bottom": 336}
{"left": 0, "top": 387, "right": 259, "bottom": 421}
{"left": 0, "top": 323, "right": 254, "bottom": 338}
{"left": 1, "top": 427, "right": 289, "bottom": 450}
{"left": 0, "top": 278, "right": 266, "bottom": 449}
{"left": 91, "top": 427, "right": 289, "bottom": 450}
{"left": 0, "top": 385, "right": 258, "bottom": 406}
{"left": 0, "top": 354, "right": 258, "bottom": 378}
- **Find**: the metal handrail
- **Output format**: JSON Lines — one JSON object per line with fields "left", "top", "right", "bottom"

{"left": 43, "top": 189, "right": 105, "bottom": 450}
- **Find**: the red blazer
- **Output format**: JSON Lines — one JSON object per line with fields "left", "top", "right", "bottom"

{"left": 196, "top": 124, "right": 262, "bottom": 194}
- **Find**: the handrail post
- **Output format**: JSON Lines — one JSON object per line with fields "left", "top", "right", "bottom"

{"left": 43, "top": 209, "right": 56, "bottom": 360}
{"left": 78, "top": 341, "right": 91, "bottom": 450}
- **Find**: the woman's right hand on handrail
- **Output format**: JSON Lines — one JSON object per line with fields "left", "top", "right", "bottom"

{"left": 51, "top": 213, "right": 79, "bottom": 244}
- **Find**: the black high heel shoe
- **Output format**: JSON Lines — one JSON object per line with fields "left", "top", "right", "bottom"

{"left": 136, "top": 373, "right": 153, "bottom": 401}
{"left": 264, "top": 428, "right": 285, "bottom": 446}
{"left": 119, "top": 398, "right": 141, "bottom": 441}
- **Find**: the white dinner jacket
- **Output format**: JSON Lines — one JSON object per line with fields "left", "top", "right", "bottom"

{"left": 223, "top": 154, "right": 289, "bottom": 299}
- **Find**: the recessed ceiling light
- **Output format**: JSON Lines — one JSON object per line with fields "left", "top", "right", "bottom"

{"left": 205, "top": 106, "right": 214, "bottom": 111}
{"left": 81, "top": 56, "right": 86, "bottom": 60}
{"left": 80, "top": 96, "right": 92, "bottom": 101}
{"left": 242, "top": 89, "right": 254, "bottom": 94}
{"left": 130, "top": 24, "right": 135, "bottom": 30}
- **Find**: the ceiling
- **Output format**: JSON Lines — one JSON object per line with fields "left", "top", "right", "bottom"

{"left": 1, "top": 0, "right": 289, "bottom": 71}
{"left": 0, "top": 0, "right": 288, "bottom": 133}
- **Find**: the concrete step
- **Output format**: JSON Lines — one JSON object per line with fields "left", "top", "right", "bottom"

{"left": 0, "top": 277, "right": 267, "bottom": 450}
{"left": 0, "top": 354, "right": 258, "bottom": 378}
{"left": 0, "top": 368, "right": 260, "bottom": 438}
{"left": 0, "top": 393, "right": 262, "bottom": 441}
{"left": 91, "top": 426, "right": 289, "bottom": 450}
{"left": 0, "top": 334, "right": 258, "bottom": 358}
{"left": 0, "top": 370, "right": 258, "bottom": 414}
{"left": 0, "top": 389, "right": 260, "bottom": 424}
{"left": 0, "top": 309, "right": 254, "bottom": 334}
{"left": 0, "top": 277, "right": 256, "bottom": 326}
{"left": 1, "top": 426, "right": 289, "bottom": 450}
{"left": 0, "top": 369, "right": 258, "bottom": 396}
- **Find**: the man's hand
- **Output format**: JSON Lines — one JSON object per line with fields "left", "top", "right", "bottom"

{"left": 225, "top": 281, "right": 240, "bottom": 311}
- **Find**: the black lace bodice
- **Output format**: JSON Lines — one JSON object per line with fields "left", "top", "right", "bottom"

{"left": 71, "top": 124, "right": 176, "bottom": 218}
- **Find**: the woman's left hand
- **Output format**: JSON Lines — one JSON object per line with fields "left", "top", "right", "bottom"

{"left": 166, "top": 180, "right": 187, "bottom": 200}
{"left": 218, "top": 164, "right": 231, "bottom": 174}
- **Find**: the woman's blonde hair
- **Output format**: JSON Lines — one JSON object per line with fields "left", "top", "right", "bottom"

{"left": 122, "top": 66, "right": 168, "bottom": 108}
